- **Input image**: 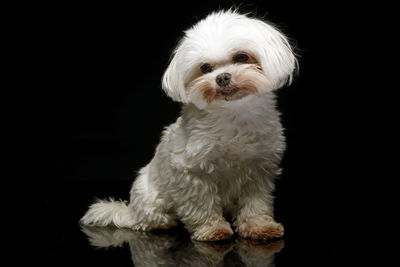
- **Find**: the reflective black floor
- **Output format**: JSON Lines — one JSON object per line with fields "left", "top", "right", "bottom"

{"left": 81, "top": 226, "right": 284, "bottom": 266}
{"left": 29, "top": 180, "right": 397, "bottom": 267}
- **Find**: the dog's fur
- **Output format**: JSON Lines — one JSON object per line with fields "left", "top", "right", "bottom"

{"left": 81, "top": 10, "right": 297, "bottom": 241}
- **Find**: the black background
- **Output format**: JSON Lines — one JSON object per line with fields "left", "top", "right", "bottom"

{"left": 26, "top": 0, "right": 399, "bottom": 266}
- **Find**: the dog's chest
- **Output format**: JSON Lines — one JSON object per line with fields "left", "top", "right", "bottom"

{"left": 177, "top": 99, "right": 283, "bottom": 172}
{"left": 214, "top": 125, "right": 255, "bottom": 158}
{"left": 202, "top": 117, "right": 268, "bottom": 164}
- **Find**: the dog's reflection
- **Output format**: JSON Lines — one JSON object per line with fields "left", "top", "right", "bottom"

{"left": 81, "top": 226, "right": 284, "bottom": 266}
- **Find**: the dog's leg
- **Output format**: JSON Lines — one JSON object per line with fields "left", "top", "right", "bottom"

{"left": 128, "top": 165, "right": 178, "bottom": 231}
{"left": 235, "top": 181, "right": 284, "bottom": 240}
{"left": 172, "top": 174, "right": 233, "bottom": 241}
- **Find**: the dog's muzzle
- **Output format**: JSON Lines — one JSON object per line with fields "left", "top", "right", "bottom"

{"left": 216, "top": 73, "right": 238, "bottom": 97}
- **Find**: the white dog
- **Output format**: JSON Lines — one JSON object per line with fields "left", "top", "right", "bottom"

{"left": 81, "top": 10, "right": 297, "bottom": 241}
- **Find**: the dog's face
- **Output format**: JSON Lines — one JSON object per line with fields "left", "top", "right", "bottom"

{"left": 186, "top": 51, "right": 270, "bottom": 109}
{"left": 162, "top": 10, "right": 297, "bottom": 109}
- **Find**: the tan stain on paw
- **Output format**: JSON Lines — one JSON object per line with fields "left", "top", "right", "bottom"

{"left": 207, "top": 228, "right": 234, "bottom": 241}
{"left": 192, "top": 219, "right": 234, "bottom": 241}
{"left": 151, "top": 221, "right": 177, "bottom": 230}
{"left": 238, "top": 216, "right": 284, "bottom": 240}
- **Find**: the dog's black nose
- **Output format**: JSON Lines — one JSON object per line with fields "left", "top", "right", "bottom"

{"left": 216, "top": 73, "right": 232, "bottom": 88}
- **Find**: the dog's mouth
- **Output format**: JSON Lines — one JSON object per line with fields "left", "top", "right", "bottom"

{"left": 216, "top": 87, "right": 240, "bottom": 99}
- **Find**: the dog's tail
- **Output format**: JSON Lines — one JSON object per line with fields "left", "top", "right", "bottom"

{"left": 80, "top": 198, "right": 133, "bottom": 228}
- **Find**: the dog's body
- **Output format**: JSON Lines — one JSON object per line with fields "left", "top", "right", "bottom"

{"left": 81, "top": 10, "right": 297, "bottom": 241}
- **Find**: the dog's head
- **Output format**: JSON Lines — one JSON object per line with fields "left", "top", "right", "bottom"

{"left": 162, "top": 10, "right": 297, "bottom": 109}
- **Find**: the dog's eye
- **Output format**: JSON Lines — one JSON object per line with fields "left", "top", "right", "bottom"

{"left": 200, "top": 63, "right": 213, "bottom": 74}
{"left": 233, "top": 53, "right": 249, "bottom": 63}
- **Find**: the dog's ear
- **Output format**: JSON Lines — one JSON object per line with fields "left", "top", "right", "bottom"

{"left": 162, "top": 50, "right": 189, "bottom": 103}
{"left": 253, "top": 19, "right": 298, "bottom": 90}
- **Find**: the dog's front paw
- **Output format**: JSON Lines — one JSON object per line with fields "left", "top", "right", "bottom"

{"left": 237, "top": 215, "right": 284, "bottom": 240}
{"left": 191, "top": 219, "right": 234, "bottom": 241}
{"left": 150, "top": 220, "right": 178, "bottom": 230}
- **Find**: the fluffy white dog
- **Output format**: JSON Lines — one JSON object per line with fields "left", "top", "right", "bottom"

{"left": 81, "top": 10, "right": 297, "bottom": 241}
